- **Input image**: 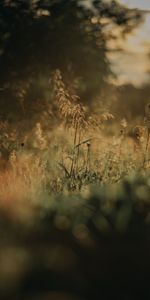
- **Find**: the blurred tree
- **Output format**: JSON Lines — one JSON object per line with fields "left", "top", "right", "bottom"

{"left": 0, "top": 0, "right": 142, "bottom": 121}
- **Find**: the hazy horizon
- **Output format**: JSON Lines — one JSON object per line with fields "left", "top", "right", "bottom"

{"left": 108, "top": 0, "right": 150, "bottom": 86}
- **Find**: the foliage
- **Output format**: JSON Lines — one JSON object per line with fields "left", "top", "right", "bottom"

{"left": 0, "top": 79, "right": 150, "bottom": 300}
{"left": 0, "top": 0, "right": 143, "bottom": 121}
{"left": 0, "top": 2, "right": 149, "bottom": 299}
{"left": 0, "top": 70, "right": 149, "bottom": 197}
{"left": 1, "top": 172, "right": 150, "bottom": 299}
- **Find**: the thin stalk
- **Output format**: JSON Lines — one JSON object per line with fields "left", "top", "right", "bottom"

{"left": 143, "top": 128, "right": 150, "bottom": 165}
{"left": 70, "top": 122, "right": 78, "bottom": 177}
{"left": 75, "top": 129, "right": 81, "bottom": 174}
{"left": 86, "top": 142, "right": 91, "bottom": 173}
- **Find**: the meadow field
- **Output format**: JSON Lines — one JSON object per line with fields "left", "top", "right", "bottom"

{"left": 0, "top": 0, "right": 150, "bottom": 299}
{"left": 0, "top": 70, "right": 150, "bottom": 299}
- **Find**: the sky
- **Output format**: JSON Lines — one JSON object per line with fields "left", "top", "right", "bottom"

{"left": 120, "top": 0, "right": 150, "bottom": 10}
{"left": 108, "top": 0, "right": 150, "bottom": 86}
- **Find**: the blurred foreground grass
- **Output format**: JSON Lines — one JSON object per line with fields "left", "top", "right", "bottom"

{"left": 1, "top": 173, "right": 150, "bottom": 299}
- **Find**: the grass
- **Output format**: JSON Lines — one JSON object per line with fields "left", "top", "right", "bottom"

{"left": 0, "top": 69, "right": 150, "bottom": 298}
{"left": 0, "top": 70, "right": 149, "bottom": 227}
{"left": 1, "top": 171, "right": 150, "bottom": 299}
{"left": 0, "top": 93, "right": 150, "bottom": 299}
{"left": 0, "top": 70, "right": 149, "bottom": 206}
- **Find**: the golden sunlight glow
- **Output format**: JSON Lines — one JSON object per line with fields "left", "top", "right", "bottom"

{"left": 108, "top": 0, "right": 150, "bottom": 86}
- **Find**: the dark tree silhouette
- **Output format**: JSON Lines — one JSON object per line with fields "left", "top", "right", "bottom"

{"left": 0, "top": 0, "right": 142, "bottom": 120}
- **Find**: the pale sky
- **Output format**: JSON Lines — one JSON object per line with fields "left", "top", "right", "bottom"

{"left": 85, "top": 0, "right": 150, "bottom": 86}
{"left": 120, "top": 0, "right": 150, "bottom": 10}
{"left": 108, "top": 0, "right": 150, "bottom": 86}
